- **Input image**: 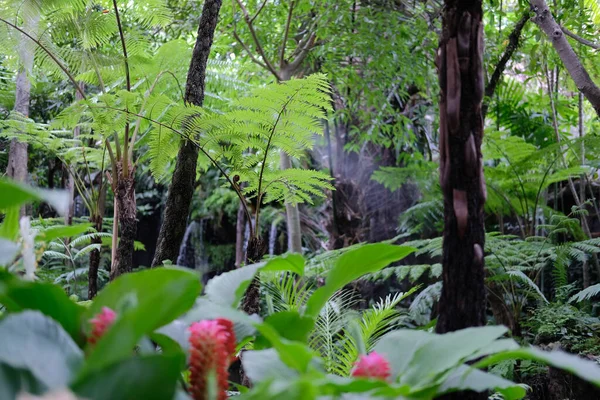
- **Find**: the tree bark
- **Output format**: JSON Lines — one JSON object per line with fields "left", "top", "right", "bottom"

{"left": 435, "top": 3, "right": 487, "bottom": 400}
{"left": 436, "top": 0, "right": 487, "bottom": 332}
{"left": 88, "top": 183, "right": 107, "bottom": 299}
{"left": 151, "top": 0, "right": 223, "bottom": 267}
{"left": 110, "top": 163, "right": 136, "bottom": 280}
{"left": 6, "top": 14, "right": 38, "bottom": 195}
{"left": 530, "top": 0, "right": 600, "bottom": 116}
{"left": 235, "top": 202, "right": 246, "bottom": 268}
{"left": 280, "top": 152, "right": 303, "bottom": 253}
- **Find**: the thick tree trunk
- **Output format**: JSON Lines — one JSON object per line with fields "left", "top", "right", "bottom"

{"left": 436, "top": 0, "right": 487, "bottom": 342}
{"left": 111, "top": 163, "right": 136, "bottom": 280}
{"left": 152, "top": 0, "right": 223, "bottom": 267}
{"left": 530, "top": 0, "right": 600, "bottom": 116}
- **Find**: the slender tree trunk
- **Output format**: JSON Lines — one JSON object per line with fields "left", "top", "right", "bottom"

{"left": 235, "top": 202, "right": 246, "bottom": 268}
{"left": 111, "top": 163, "right": 136, "bottom": 279}
{"left": 531, "top": 0, "right": 600, "bottom": 116}
{"left": 152, "top": 0, "right": 223, "bottom": 267}
{"left": 436, "top": 0, "right": 487, "bottom": 333}
{"left": 89, "top": 183, "right": 106, "bottom": 299}
{"left": 65, "top": 83, "right": 85, "bottom": 226}
{"left": 280, "top": 152, "right": 303, "bottom": 253}
{"left": 6, "top": 15, "right": 38, "bottom": 203}
{"left": 279, "top": 68, "right": 303, "bottom": 253}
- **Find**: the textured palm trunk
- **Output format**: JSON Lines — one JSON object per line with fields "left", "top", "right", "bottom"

{"left": 151, "top": 0, "right": 223, "bottom": 267}
{"left": 435, "top": 1, "right": 486, "bottom": 396}
{"left": 110, "top": 163, "right": 136, "bottom": 280}
{"left": 436, "top": 0, "right": 487, "bottom": 333}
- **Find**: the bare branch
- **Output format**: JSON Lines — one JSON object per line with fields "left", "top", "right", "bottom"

{"left": 530, "top": 0, "right": 600, "bottom": 116}
{"left": 561, "top": 25, "right": 600, "bottom": 50}
{"left": 280, "top": 0, "right": 296, "bottom": 68}
{"left": 234, "top": 0, "right": 281, "bottom": 80}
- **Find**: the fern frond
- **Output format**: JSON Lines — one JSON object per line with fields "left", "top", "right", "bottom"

{"left": 569, "top": 283, "right": 600, "bottom": 303}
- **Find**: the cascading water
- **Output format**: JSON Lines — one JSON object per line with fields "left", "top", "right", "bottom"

{"left": 269, "top": 220, "right": 278, "bottom": 256}
{"left": 176, "top": 219, "right": 209, "bottom": 273}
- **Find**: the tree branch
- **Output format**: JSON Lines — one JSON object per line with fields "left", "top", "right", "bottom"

{"left": 234, "top": 0, "right": 281, "bottom": 80}
{"left": 279, "top": 0, "right": 296, "bottom": 68}
{"left": 530, "top": 0, "right": 600, "bottom": 116}
{"left": 483, "top": 12, "right": 530, "bottom": 118}
{"left": 561, "top": 25, "right": 600, "bottom": 50}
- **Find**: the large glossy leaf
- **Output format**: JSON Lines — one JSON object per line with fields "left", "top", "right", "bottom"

{"left": 261, "top": 311, "right": 314, "bottom": 344}
{"left": 475, "top": 347, "right": 600, "bottom": 387}
{"left": 254, "top": 323, "right": 315, "bottom": 372}
{"left": 71, "top": 353, "right": 184, "bottom": 400}
{"left": 304, "top": 244, "right": 415, "bottom": 317}
{"left": 241, "top": 349, "right": 298, "bottom": 384}
{"left": 438, "top": 365, "right": 527, "bottom": 400}
{"left": 0, "top": 273, "right": 85, "bottom": 344}
{"left": 401, "top": 326, "right": 508, "bottom": 388}
{"left": 373, "top": 329, "right": 433, "bottom": 378}
{"left": 80, "top": 267, "right": 201, "bottom": 376}
{"left": 0, "top": 362, "right": 47, "bottom": 399}
{"left": 0, "top": 178, "right": 70, "bottom": 217}
{"left": 0, "top": 311, "right": 83, "bottom": 390}
{"left": 205, "top": 253, "right": 306, "bottom": 308}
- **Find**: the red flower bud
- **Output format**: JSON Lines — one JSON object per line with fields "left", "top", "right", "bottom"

{"left": 88, "top": 307, "right": 117, "bottom": 345}
{"left": 188, "top": 319, "right": 236, "bottom": 400}
{"left": 351, "top": 352, "right": 391, "bottom": 381}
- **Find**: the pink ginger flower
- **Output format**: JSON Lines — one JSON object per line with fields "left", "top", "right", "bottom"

{"left": 88, "top": 307, "right": 117, "bottom": 345}
{"left": 188, "top": 318, "right": 236, "bottom": 400}
{"left": 351, "top": 352, "right": 391, "bottom": 381}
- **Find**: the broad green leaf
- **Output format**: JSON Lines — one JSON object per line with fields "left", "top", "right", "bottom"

{"left": 262, "top": 311, "right": 315, "bottom": 343}
{"left": 0, "top": 273, "right": 86, "bottom": 344}
{"left": 374, "top": 329, "right": 433, "bottom": 378}
{"left": 241, "top": 349, "right": 299, "bottom": 384}
{"left": 254, "top": 323, "right": 315, "bottom": 372}
{"left": 0, "top": 311, "right": 83, "bottom": 390}
{"left": 206, "top": 253, "right": 306, "bottom": 308}
{"left": 0, "top": 239, "right": 19, "bottom": 265}
{"left": 71, "top": 354, "right": 184, "bottom": 400}
{"left": 81, "top": 267, "right": 201, "bottom": 376}
{"left": 304, "top": 244, "right": 415, "bottom": 317}
{"left": 0, "top": 362, "right": 47, "bottom": 399}
{"left": 0, "top": 207, "right": 20, "bottom": 240}
{"left": 438, "top": 365, "right": 527, "bottom": 399}
{"left": 0, "top": 178, "right": 70, "bottom": 217}
{"left": 475, "top": 347, "right": 600, "bottom": 387}
{"left": 38, "top": 223, "right": 93, "bottom": 242}
{"left": 402, "top": 326, "right": 508, "bottom": 388}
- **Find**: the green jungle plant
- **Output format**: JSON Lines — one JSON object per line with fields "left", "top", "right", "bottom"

{"left": 1, "top": 179, "right": 600, "bottom": 399}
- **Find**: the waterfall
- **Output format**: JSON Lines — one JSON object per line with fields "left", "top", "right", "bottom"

{"left": 176, "top": 221, "right": 198, "bottom": 268}
{"left": 176, "top": 219, "right": 209, "bottom": 272}
{"left": 269, "top": 220, "right": 278, "bottom": 256}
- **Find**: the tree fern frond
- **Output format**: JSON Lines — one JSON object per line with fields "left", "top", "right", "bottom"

{"left": 569, "top": 283, "right": 600, "bottom": 303}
